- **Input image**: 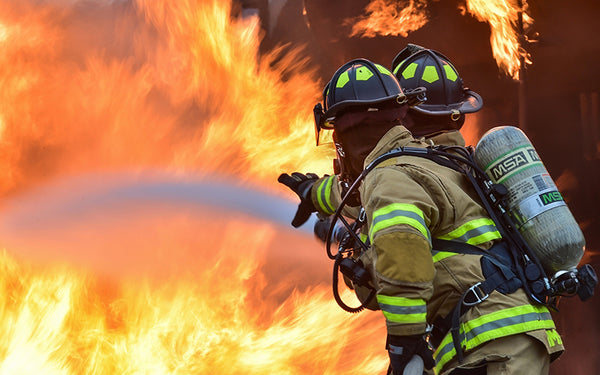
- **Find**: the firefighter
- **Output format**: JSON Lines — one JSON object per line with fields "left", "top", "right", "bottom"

{"left": 278, "top": 47, "right": 564, "bottom": 375}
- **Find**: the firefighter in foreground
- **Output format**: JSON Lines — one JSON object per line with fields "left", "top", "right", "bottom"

{"left": 278, "top": 46, "right": 565, "bottom": 374}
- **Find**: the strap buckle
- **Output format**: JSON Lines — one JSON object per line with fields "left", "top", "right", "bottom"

{"left": 463, "top": 282, "right": 489, "bottom": 306}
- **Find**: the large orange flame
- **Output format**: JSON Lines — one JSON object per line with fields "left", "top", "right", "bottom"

{"left": 0, "top": 0, "right": 334, "bottom": 198}
{"left": 0, "top": 199, "right": 387, "bottom": 373}
{"left": 0, "top": 0, "right": 392, "bottom": 373}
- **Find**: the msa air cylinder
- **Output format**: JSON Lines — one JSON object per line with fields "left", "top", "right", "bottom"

{"left": 473, "top": 126, "right": 585, "bottom": 275}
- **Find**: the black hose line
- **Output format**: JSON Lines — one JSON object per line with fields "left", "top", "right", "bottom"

{"left": 332, "top": 253, "right": 376, "bottom": 313}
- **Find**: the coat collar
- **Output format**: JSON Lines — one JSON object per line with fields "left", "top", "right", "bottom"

{"left": 364, "top": 126, "right": 466, "bottom": 166}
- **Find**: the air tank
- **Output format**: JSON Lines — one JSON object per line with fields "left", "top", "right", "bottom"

{"left": 473, "top": 126, "right": 585, "bottom": 275}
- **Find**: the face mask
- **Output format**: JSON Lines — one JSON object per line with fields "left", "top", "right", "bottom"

{"left": 333, "top": 104, "right": 407, "bottom": 182}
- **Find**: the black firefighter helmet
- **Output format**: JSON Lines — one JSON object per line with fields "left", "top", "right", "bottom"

{"left": 391, "top": 44, "right": 483, "bottom": 122}
{"left": 314, "top": 58, "right": 406, "bottom": 137}
{"left": 313, "top": 58, "right": 425, "bottom": 189}
{"left": 313, "top": 58, "right": 426, "bottom": 145}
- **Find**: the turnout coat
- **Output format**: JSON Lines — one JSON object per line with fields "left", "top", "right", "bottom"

{"left": 311, "top": 125, "right": 563, "bottom": 374}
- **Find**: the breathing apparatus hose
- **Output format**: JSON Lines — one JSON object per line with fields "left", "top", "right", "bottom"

{"left": 332, "top": 253, "right": 376, "bottom": 313}
{"left": 325, "top": 190, "right": 369, "bottom": 260}
{"left": 324, "top": 185, "right": 376, "bottom": 312}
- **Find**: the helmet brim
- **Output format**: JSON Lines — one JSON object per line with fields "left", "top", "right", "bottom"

{"left": 322, "top": 94, "right": 404, "bottom": 128}
{"left": 412, "top": 90, "right": 483, "bottom": 116}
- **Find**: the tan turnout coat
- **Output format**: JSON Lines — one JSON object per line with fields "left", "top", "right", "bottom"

{"left": 311, "top": 126, "right": 563, "bottom": 374}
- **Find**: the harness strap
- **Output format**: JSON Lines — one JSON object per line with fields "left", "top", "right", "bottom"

{"left": 431, "top": 238, "right": 490, "bottom": 257}
{"left": 432, "top": 239, "right": 518, "bottom": 362}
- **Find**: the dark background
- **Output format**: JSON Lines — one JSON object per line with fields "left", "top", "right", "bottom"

{"left": 237, "top": 0, "right": 600, "bottom": 373}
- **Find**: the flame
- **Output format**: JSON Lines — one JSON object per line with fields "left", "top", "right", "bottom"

{"left": 460, "top": 113, "right": 484, "bottom": 147}
{"left": 464, "top": 0, "right": 532, "bottom": 79}
{"left": 0, "top": 211, "right": 387, "bottom": 373}
{"left": 347, "top": 0, "right": 429, "bottom": 38}
{"left": 0, "top": 0, "right": 391, "bottom": 373}
{"left": 0, "top": 0, "right": 334, "bottom": 198}
{"left": 349, "top": 0, "right": 533, "bottom": 79}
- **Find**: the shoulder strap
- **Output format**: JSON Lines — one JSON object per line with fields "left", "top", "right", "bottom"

{"left": 364, "top": 146, "right": 467, "bottom": 176}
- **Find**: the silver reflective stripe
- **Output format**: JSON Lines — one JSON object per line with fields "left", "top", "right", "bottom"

{"left": 433, "top": 305, "right": 555, "bottom": 372}
{"left": 369, "top": 203, "right": 430, "bottom": 243}
{"left": 466, "top": 311, "right": 554, "bottom": 342}
{"left": 377, "top": 295, "right": 427, "bottom": 324}
{"left": 437, "top": 218, "right": 501, "bottom": 246}
{"left": 379, "top": 303, "right": 427, "bottom": 316}
{"left": 442, "top": 224, "right": 500, "bottom": 245}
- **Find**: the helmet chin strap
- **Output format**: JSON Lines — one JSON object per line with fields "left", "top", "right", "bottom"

{"left": 332, "top": 140, "right": 362, "bottom": 207}
{"left": 402, "top": 108, "right": 465, "bottom": 137}
{"left": 333, "top": 140, "right": 350, "bottom": 181}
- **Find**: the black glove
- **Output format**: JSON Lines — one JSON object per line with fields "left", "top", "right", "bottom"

{"left": 387, "top": 334, "right": 434, "bottom": 375}
{"left": 278, "top": 172, "right": 319, "bottom": 228}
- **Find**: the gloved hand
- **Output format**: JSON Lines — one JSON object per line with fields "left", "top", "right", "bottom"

{"left": 278, "top": 172, "right": 320, "bottom": 228}
{"left": 387, "top": 334, "right": 434, "bottom": 375}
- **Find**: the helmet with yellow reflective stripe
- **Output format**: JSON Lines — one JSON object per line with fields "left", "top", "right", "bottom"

{"left": 314, "top": 58, "right": 405, "bottom": 131}
{"left": 391, "top": 44, "right": 483, "bottom": 119}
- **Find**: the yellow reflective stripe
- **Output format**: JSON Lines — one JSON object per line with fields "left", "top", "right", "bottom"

{"left": 377, "top": 295, "right": 426, "bottom": 306}
{"left": 437, "top": 218, "right": 501, "bottom": 246}
{"left": 360, "top": 232, "right": 368, "bottom": 243}
{"left": 467, "top": 317, "right": 553, "bottom": 348}
{"left": 434, "top": 304, "right": 555, "bottom": 372}
{"left": 435, "top": 304, "right": 553, "bottom": 349}
{"left": 369, "top": 203, "right": 430, "bottom": 243}
{"left": 316, "top": 176, "right": 335, "bottom": 215}
{"left": 463, "top": 304, "right": 553, "bottom": 342}
{"left": 439, "top": 218, "right": 495, "bottom": 238}
{"left": 432, "top": 251, "right": 456, "bottom": 263}
{"left": 464, "top": 231, "right": 502, "bottom": 245}
{"left": 377, "top": 295, "right": 427, "bottom": 324}
{"left": 547, "top": 329, "right": 563, "bottom": 347}
{"left": 381, "top": 311, "right": 427, "bottom": 324}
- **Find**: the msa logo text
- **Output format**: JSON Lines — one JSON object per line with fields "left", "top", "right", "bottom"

{"left": 540, "top": 191, "right": 563, "bottom": 205}
{"left": 490, "top": 151, "right": 529, "bottom": 180}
